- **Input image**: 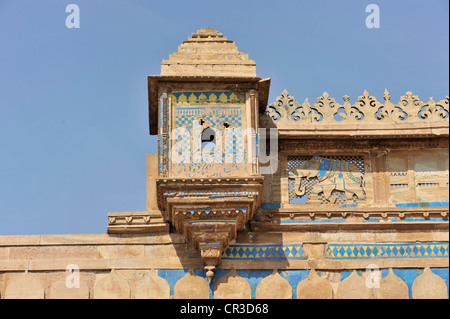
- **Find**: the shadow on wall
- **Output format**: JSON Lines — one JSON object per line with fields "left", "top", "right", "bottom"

{"left": 0, "top": 265, "right": 448, "bottom": 299}
{"left": 153, "top": 267, "right": 449, "bottom": 299}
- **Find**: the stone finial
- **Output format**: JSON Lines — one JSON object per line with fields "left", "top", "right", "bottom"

{"left": 191, "top": 27, "right": 224, "bottom": 38}
{"left": 161, "top": 28, "right": 257, "bottom": 77}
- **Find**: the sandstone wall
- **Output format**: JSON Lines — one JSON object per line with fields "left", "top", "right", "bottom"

{"left": 0, "top": 231, "right": 447, "bottom": 299}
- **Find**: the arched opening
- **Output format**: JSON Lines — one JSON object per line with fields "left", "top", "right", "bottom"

{"left": 201, "top": 127, "right": 216, "bottom": 150}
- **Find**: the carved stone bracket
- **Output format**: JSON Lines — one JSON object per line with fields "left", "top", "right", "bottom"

{"left": 185, "top": 219, "right": 237, "bottom": 282}
{"left": 156, "top": 176, "right": 264, "bottom": 281}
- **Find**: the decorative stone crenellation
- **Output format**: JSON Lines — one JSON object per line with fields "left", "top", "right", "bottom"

{"left": 267, "top": 89, "right": 449, "bottom": 123}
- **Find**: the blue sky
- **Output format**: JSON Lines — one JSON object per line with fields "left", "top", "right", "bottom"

{"left": 0, "top": 0, "right": 448, "bottom": 235}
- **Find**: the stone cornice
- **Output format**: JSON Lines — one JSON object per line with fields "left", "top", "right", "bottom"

{"left": 253, "top": 206, "right": 449, "bottom": 231}
{"left": 278, "top": 137, "right": 449, "bottom": 151}
{"left": 272, "top": 122, "right": 449, "bottom": 139}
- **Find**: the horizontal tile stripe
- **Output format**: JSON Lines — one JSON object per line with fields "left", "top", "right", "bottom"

{"left": 327, "top": 242, "right": 449, "bottom": 259}
{"left": 222, "top": 244, "right": 306, "bottom": 260}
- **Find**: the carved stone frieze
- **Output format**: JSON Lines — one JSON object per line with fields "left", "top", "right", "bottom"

{"left": 279, "top": 138, "right": 449, "bottom": 152}
{"left": 253, "top": 206, "right": 449, "bottom": 232}
{"left": 287, "top": 155, "right": 366, "bottom": 207}
{"left": 267, "top": 89, "right": 449, "bottom": 124}
{"left": 107, "top": 211, "right": 169, "bottom": 234}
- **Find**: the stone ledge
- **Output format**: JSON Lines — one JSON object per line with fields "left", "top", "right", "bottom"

{"left": 0, "top": 260, "right": 29, "bottom": 271}
{"left": 252, "top": 221, "right": 449, "bottom": 232}
{"left": 273, "top": 122, "right": 449, "bottom": 139}
{"left": 0, "top": 256, "right": 446, "bottom": 272}
{"left": 107, "top": 224, "right": 170, "bottom": 234}
{"left": 0, "top": 233, "right": 185, "bottom": 247}
{"left": 107, "top": 212, "right": 170, "bottom": 234}
{"left": 264, "top": 206, "right": 450, "bottom": 213}
{"left": 236, "top": 230, "right": 449, "bottom": 244}
{"left": 254, "top": 206, "right": 449, "bottom": 232}
{"left": 1, "top": 229, "right": 447, "bottom": 248}
{"left": 221, "top": 257, "right": 449, "bottom": 270}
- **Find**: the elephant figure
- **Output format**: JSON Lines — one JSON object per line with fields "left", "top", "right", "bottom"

{"left": 288, "top": 155, "right": 366, "bottom": 203}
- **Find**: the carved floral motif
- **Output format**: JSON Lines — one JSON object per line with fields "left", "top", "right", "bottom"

{"left": 267, "top": 90, "right": 449, "bottom": 123}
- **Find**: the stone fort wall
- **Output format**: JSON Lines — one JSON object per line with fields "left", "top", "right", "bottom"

{"left": 1, "top": 28, "right": 448, "bottom": 299}
{"left": 0, "top": 227, "right": 448, "bottom": 299}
